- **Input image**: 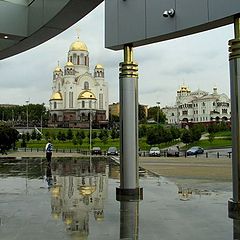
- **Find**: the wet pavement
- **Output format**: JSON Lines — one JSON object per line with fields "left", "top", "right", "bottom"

{"left": 0, "top": 157, "right": 236, "bottom": 239}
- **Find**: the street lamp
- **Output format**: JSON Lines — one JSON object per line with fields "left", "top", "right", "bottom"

{"left": 26, "top": 99, "right": 29, "bottom": 131}
{"left": 156, "top": 101, "right": 160, "bottom": 124}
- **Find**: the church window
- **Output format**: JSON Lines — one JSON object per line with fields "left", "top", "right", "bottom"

{"left": 70, "top": 56, "right": 73, "bottom": 62}
{"left": 80, "top": 53, "right": 84, "bottom": 64}
{"left": 89, "top": 100, "right": 92, "bottom": 109}
{"left": 99, "top": 93, "right": 103, "bottom": 109}
{"left": 85, "top": 56, "right": 87, "bottom": 65}
{"left": 202, "top": 102, "right": 205, "bottom": 106}
{"left": 54, "top": 102, "right": 57, "bottom": 109}
{"left": 73, "top": 54, "right": 77, "bottom": 64}
{"left": 171, "top": 113, "right": 174, "bottom": 116}
{"left": 64, "top": 92, "right": 66, "bottom": 108}
{"left": 69, "top": 92, "right": 73, "bottom": 108}
{"left": 213, "top": 102, "right": 215, "bottom": 106}
{"left": 182, "top": 110, "right": 188, "bottom": 115}
{"left": 84, "top": 81, "right": 89, "bottom": 89}
{"left": 203, "top": 109, "right": 205, "bottom": 114}
{"left": 77, "top": 56, "right": 80, "bottom": 65}
{"left": 82, "top": 101, "right": 85, "bottom": 108}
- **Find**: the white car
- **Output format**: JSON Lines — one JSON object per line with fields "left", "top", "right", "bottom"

{"left": 149, "top": 147, "right": 160, "bottom": 157}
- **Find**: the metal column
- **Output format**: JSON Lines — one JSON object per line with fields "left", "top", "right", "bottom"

{"left": 116, "top": 45, "right": 143, "bottom": 200}
{"left": 229, "top": 16, "right": 240, "bottom": 218}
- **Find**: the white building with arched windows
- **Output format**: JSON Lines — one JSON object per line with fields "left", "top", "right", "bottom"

{"left": 49, "top": 37, "right": 108, "bottom": 128}
{"left": 162, "top": 85, "right": 231, "bottom": 126}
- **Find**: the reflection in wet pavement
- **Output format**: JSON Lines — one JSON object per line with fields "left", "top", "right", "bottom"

{"left": 0, "top": 157, "right": 235, "bottom": 239}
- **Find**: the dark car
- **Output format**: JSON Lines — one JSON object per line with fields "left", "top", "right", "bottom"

{"left": 167, "top": 146, "right": 180, "bottom": 157}
{"left": 107, "top": 147, "right": 118, "bottom": 156}
{"left": 91, "top": 147, "right": 102, "bottom": 155}
{"left": 186, "top": 146, "right": 204, "bottom": 156}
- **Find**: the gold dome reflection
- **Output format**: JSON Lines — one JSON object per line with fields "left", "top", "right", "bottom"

{"left": 71, "top": 232, "right": 88, "bottom": 240}
{"left": 51, "top": 185, "right": 61, "bottom": 197}
{"left": 65, "top": 217, "right": 73, "bottom": 225}
{"left": 52, "top": 212, "right": 61, "bottom": 220}
{"left": 79, "top": 185, "right": 96, "bottom": 196}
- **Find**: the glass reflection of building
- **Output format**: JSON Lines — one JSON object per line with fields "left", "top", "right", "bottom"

{"left": 50, "top": 158, "right": 108, "bottom": 239}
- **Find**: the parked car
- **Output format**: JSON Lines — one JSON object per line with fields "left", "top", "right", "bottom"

{"left": 107, "top": 147, "right": 118, "bottom": 156}
{"left": 91, "top": 147, "right": 102, "bottom": 155}
{"left": 167, "top": 146, "right": 180, "bottom": 157}
{"left": 149, "top": 147, "right": 160, "bottom": 157}
{"left": 186, "top": 146, "right": 204, "bottom": 156}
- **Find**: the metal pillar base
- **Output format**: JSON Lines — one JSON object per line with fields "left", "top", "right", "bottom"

{"left": 228, "top": 199, "right": 240, "bottom": 219}
{"left": 116, "top": 187, "right": 143, "bottom": 201}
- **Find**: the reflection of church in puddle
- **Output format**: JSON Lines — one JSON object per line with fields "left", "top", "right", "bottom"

{"left": 50, "top": 159, "right": 108, "bottom": 239}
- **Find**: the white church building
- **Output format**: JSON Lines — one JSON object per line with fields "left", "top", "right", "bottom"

{"left": 162, "top": 85, "right": 231, "bottom": 126}
{"left": 49, "top": 37, "right": 108, "bottom": 128}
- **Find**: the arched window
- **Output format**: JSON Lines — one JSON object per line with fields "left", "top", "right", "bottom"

{"left": 77, "top": 56, "right": 80, "bottom": 65}
{"left": 73, "top": 54, "right": 77, "bottom": 64}
{"left": 89, "top": 100, "right": 92, "bottom": 109}
{"left": 84, "top": 81, "right": 89, "bottom": 90}
{"left": 54, "top": 102, "right": 57, "bottom": 109}
{"left": 82, "top": 101, "right": 85, "bottom": 108}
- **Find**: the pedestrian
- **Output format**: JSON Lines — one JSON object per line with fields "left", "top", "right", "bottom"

{"left": 45, "top": 140, "right": 53, "bottom": 163}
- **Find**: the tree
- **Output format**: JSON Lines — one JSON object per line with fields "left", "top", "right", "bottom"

{"left": 208, "top": 133, "right": 215, "bottom": 143}
{"left": 31, "top": 129, "right": 37, "bottom": 140}
{"left": 190, "top": 125, "right": 202, "bottom": 142}
{"left": 147, "top": 106, "right": 166, "bottom": 124}
{"left": 139, "top": 125, "right": 147, "bottom": 138}
{"left": 0, "top": 125, "right": 19, "bottom": 154}
{"left": 66, "top": 129, "right": 73, "bottom": 140}
{"left": 180, "top": 129, "right": 191, "bottom": 145}
{"left": 138, "top": 104, "right": 146, "bottom": 122}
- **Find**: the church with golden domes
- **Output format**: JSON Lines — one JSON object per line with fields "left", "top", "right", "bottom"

{"left": 49, "top": 37, "right": 108, "bottom": 128}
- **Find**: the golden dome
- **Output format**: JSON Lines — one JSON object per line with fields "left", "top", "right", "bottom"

{"left": 69, "top": 39, "right": 88, "bottom": 51}
{"left": 78, "top": 90, "right": 96, "bottom": 100}
{"left": 50, "top": 92, "right": 63, "bottom": 101}
{"left": 54, "top": 66, "right": 62, "bottom": 72}
{"left": 95, "top": 64, "right": 104, "bottom": 69}
{"left": 66, "top": 61, "right": 74, "bottom": 67}
{"left": 177, "top": 85, "right": 190, "bottom": 93}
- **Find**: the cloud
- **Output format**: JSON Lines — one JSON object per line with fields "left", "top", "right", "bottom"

{"left": 0, "top": 3, "right": 234, "bottom": 109}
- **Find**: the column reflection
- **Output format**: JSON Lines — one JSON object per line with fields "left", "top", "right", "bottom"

{"left": 233, "top": 219, "right": 240, "bottom": 239}
{"left": 120, "top": 200, "right": 139, "bottom": 240}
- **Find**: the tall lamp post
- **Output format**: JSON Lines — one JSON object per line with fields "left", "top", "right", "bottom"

{"left": 26, "top": 99, "right": 29, "bottom": 131}
{"left": 156, "top": 102, "right": 160, "bottom": 124}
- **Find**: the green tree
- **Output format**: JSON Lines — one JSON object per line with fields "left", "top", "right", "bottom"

{"left": 138, "top": 104, "right": 146, "bottom": 122}
{"left": 31, "top": 129, "right": 37, "bottom": 140}
{"left": 208, "top": 133, "right": 215, "bottom": 143}
{"left": 147, "top": 106, "right": 166, "bottom": 124}
{"left": 190, "top": 125, "right": 202, "bottom": 142}
{"left": 0, "top": 125, "right": 19, "bottom": 154}
{"left": 66, "top": 129, "right": 73, "bottom": 140}
{"left": 139, "top": 125, "right": 147, "bottom": 138}
{"left": 180, "top": 129, "right": 191, "bottom": 144}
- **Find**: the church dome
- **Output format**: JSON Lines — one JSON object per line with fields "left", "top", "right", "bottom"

{"left": 65, "top": 61, "right": 74, "bottom": 67}
{"left": 78, "top": 90, "right": 96, "bottom": 100}
{"left": 50, "top": 92, "right": 63, "bottom": 101}
{"left": 95, "top": 64, "right": 104, "bottom": 69}
{"left": 177, "top": 85, "right": 190, "bottom": 93}
{"left": 54, "top": 66, "right": 62, "bottom": 72}
{"left": 69, "top": 39, "right": 88, "bottom": 51}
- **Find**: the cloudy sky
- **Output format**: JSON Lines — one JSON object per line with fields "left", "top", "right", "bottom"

{"left": 0, "top": 3, "right": 234, "bottom": 108}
